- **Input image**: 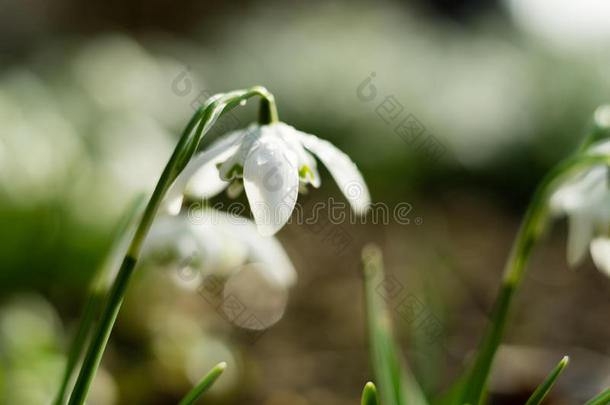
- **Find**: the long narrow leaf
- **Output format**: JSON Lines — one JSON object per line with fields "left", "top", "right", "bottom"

{"left": 362, "top": 382, "right": 380, "bottom": 405}
{"left": 178, "top": 362, "right": 226, "bottom": 405}
{"left": 524, "top": 356, "right": 569, "bottom": 405}
{"left": 362, "top": 244, "right": 428, "bottom": 405}
{"left": 584, "top": 388, "right": 610, "bottom": 405}
{"left": 52, "top": 293, "right": 102, "bottom": 405}
{"left": 53, "top": 194, "right": 147, "bottom": 405}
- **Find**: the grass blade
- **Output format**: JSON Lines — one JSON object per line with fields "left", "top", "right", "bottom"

{"left": 53, "top": 194, "right": 146, "bottom": 405}
{"left": 584, "top": 388, "right": 610, "bottom": 405}
{"left": 52, "top": 293, "right": 102, "bottom": 405}
{"left": 362, "top": 244, "right": 428, "bottom": 405}
{"left": 524, "top": 356, "right": 569, "bottom": 405}
{"left": 362, "top": 382, "right": 380, "bottom": 405}
{"left": 178, "top": 362, "right": 226, "bottom": 405}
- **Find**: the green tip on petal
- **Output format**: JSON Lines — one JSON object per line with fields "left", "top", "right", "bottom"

{"left": 299, "top": 165, "right": 314, "bottom": 180}
{"left": 227, "top": 163, "right": 244, "bottom": 178}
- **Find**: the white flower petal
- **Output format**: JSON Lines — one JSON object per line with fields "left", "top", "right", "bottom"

{"left": 202, "top": 210, "right": 297, "bottom": 287}
{"left": 550, "top": 166, "right": 607, "bottom": 214}
{"left": 243, "top": 135, "right": 299, "bottom": 236}
{"left": 184, "top": 157, "right": 232, "bottom": 200}
{"left": 218, "top": 126, "right": 261, "bottom": 181}
{"left": 162, "top": 130, "right": 243, "bottom": 214}
{"left": 144, "top": 212, "right": 297, "bottom": 288}
{"left": 589, "top": 237, "right": 610, "bottom": 277}
{"left": 142, "top": 215, "right": 210, "bottom": 268}
{"left": 274, "top": 123, "right": 320, "bottom": 187}
{"left": 166, "top": 195, "right": 184, "bottom": 215}
{"left": 296, "top": 131, "right": 371, "bottom": 213}
{"left": 588, "top": 139, "right": 610, "bottom": 155}
{"left": 566, "top": 212, "right": 594, "bottom": 267}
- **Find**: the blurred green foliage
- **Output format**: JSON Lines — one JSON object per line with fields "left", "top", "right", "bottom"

{"left": 1, "top": 2, "right": 610, "bottom": 404}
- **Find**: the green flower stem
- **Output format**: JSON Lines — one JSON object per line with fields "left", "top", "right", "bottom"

{"left": 258, "top": 93, "right": 278, "bottom": 125}
{"left": 53, "top": 194, "right": 146, "bottom": 405}
{"left": 175, "top": 87, "right": 278, "bottom": 178}
{"left": 524, "top": 356, "right": 569, "bottom": 405}
{"left": 66, "top": 87, "right": 277, "bottom": 405}
{"left": 458, "top": 154, "right": 610, "bottom": 405}
{"left": 177, "top": 362, "right": 226, "bottom": 405}
{"left": 53, "top": 291, "right": 101, "bottom": 405}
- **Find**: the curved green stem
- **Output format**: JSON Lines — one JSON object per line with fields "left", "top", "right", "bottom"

{"left": 458, "top": 154, "right": 610, "bottom": 405}
{"left": 66, "top": 87, "right": 277, "bottom": 405}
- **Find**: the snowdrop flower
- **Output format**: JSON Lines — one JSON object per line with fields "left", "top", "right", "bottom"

{"left": 550, "top": 140, "right": 610, "bottom": 276}
{"left": 142, "top": 209, "right": 297, "bottom": 288}
{"left": 165, "top": 122, "right": 371, "bottom": 235}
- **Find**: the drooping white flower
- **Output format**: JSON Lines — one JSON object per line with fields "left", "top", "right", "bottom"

{"left": 550, "top": 140, "right": 610, "bottom": 276}
{"left": 142, "top": 209, "right": 297, "bottom": 288}
{"left": 165, "top": 122, "right": 371, "bottom": 235}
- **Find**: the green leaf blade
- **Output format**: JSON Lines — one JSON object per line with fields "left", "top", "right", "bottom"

{"left": 362, "top": 382, "right": 380, "bottom": 405}
{"left": 178, "top": 362, "right": 227, "bottom": 405}
{"left": 362, "top": 244, "right": 428, "bottom": 405}
{"left": 584, "top": 388, "right": 610, "bottom": 405}
{"left": 524, "top": 356, "right": 569, "bottom": 405}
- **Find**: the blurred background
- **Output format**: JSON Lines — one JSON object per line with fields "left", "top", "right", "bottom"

{"left": 1, "top": 0, "right": 609, "bottom": 404}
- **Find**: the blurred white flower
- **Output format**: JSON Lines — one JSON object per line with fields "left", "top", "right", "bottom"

{"left": 166, "top": 122, "right": 370, "bottom": 235}
{"left": 72, "top": 35, "right": 198, "bottom": 128}
{"left": 550, "top": 140, "right": 610, "bottom": 276}
{"left": 0, "top": 72, "right": 85, "bottom": 205}
{"left": 143, "top": 209, "right": 297, "bottom": 288}
{"left": 507, "top": 0, "right": 610, "bottom": 50}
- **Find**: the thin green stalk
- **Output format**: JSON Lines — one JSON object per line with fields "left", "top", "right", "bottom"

{"left": 524, "top": 356, "right": 568, "bottom": 405}
{"left": 177, "top": 362, "right": 226, "bottom": 405}
{"left": 362, "top": 245, "right": 428, "bottom": 405}
{"left": 53, "top": 194, "right": 146, "bottom": 405}
{"left": 457, "top": 154, "right": 610, "bottom": 405}
{"left": 53, "top": 292, "right": 102, "bottom": 405}
{"left": 585, "top": 388, "right": 610, "bottom": 405}
{"left": 67, "top": 87, "right": 277, "bottom": 405}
